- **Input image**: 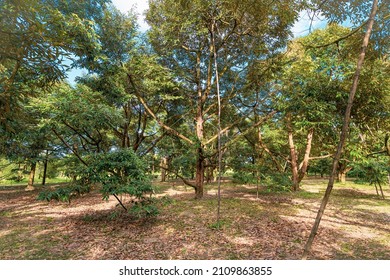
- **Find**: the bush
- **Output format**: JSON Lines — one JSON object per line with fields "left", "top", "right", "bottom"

{"left": 232, "top": 169, "right": 292, "bottom": 192}
{"left": 262, "top": 173, "right": 292, "bottom": 192}
{"left": 232, "top": 171, "right": 257, "bottom": 184}
{"left": 37, "top": 184, "right": 91, "bottom": 202}
{"left": 38, "top": 149, "right": 157, "bottom": 216}
{"left": 129, "top": 199, "right": 159, "bottom": 218}
{"left": 350, "top": 160, "right": 388, "bottom": 185}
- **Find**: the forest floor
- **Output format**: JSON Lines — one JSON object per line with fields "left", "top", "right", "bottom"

{"left": 0, "top": 178, "right": 389, "bottom": 260}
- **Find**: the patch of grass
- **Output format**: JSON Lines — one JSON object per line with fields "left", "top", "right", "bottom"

{"left": 337, "top": 239, "right": 390, "bottom": 259}
{"left": 0, "top": 177, "right": 70, "bottom": 187}
{"left": 293, "top": 190, "right": 323, "bottom": 199}
{"left": 0, "top": 210, "right": 13, "bottom": 217}
{"left": 0, "top": 227, "right": 73, "bottom": 260}
{"left": 208, "top": 219, "right": 230, "bottom": 230}
{"left": 269, "top": 216, "right": 280, "bottom": 223}
{"left": 82, "top": 214, "right": 96, "bottom": 222}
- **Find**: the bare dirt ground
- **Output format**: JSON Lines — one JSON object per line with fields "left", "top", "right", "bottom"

{"left": 0, "top": 178, "right": 389, "bottom": 260}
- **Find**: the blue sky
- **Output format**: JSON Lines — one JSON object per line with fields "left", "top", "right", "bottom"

{"left": 66, "top": 1, "right": 327, "bottom": 83}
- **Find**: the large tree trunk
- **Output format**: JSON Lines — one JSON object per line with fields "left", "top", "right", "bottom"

{"left": 302, "top": 0, "right": 378, "bottom": 259}
{"left": 337, "top": 171, "right": 346, "bottom": 183}
{"left": 337, "top": 162, "right": 352, "bottom": 183}
{"left": 26, "top": 162, "right": 36, "bottom": 191}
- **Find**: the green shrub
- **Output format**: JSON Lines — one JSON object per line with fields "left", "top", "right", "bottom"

{"left": 351, "top": 160, "right": 388, "bottom": 185}
{"left": 129, "top": 199, "right": 159, "bottom": 218}
{"left": 263, "top": 173, "right": 292, "bottom": 192}
{"left": 232, "top": 171, "right": 257, "bottom": 184}
{"left": 37, "top": 184, "right": 91, "bottom": 202}
{"left": 38, "top": 149, "right": 157, "bottom": 216}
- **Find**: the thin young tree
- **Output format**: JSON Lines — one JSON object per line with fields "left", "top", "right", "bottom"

{"left": 210, "top": 10, "right": 222, "bottom": 225}
{"left": 302, "top": 0, "right": 379, "bottom": 259}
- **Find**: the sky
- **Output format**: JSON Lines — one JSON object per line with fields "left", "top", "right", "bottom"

{"left": 66, "top": 0, "right": 148, "bottom": 83}
{"left": 111, "top": 0, "right": 150, "bottom": 31}
{"left": 111, "top": 0, "right": 326, "bottom": 36}
{"left": 67, "top": 0, "right": 326, "bottom": 83}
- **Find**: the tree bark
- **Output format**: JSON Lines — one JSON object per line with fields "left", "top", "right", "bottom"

{"left": 26, "top": 162, "right": 36, "bottom": 190}
{"left": 337, "top": 171, "right": 346, "bottom": 183}
{"left": 160, "top": 157, "right": 168, "bottom": 182}
{"left": 195, "top": 147, "right": 205, "bottom": 199}
{"left": 337, "top": 163, "right": 352, "bottom": 183}
{"left": 42, "top": 150, "right": 49, "bottom": 186}
{"left": 298, "top": 128, "right": 314, "bottom": 183}
{"left": 287, "top": 116, "right": 299, "bottom": 191}
{"left": 194, "top": 49, "right": 206, "bottom": 199}
{"left": 205, "top": 158, "right": 215, "bottom": 183}
{"left": 302, "top": 0, "right": 378, "bottom": 259}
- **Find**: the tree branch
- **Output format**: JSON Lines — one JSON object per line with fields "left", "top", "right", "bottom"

{"left": 52, "top": 128, "right": 88, "bottom": 166}
{"left": 303, "top": 20, "right": 368, "bottom": 49}
{"left": 127, "top": 73, "right": 194, "bottom": 145}
{"left": 158, "top": 165, "right": 197, "bottom": 189}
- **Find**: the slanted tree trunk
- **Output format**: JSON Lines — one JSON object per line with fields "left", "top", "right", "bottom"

{"left": 302, "top": 0, "right": 378, "bottom": 259}
{"left": 121, "top": 102, "right": 131, "bottom": 149}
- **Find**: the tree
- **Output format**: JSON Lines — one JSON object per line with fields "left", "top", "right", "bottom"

{"left": 303, "top": 0, "right": 380, "bottom": 259}
{"left": 144, "top": 0, "right": 300, "bottom": 198}
{"left": 0, "top": 0, "right": 108, "bottom": 132}
{"left": 276, "top": 25, "right": 358, "bottom": 190}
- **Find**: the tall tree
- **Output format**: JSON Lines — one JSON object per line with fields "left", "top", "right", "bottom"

{"left": 145, "top": 0, "right": 300, "bottom": 198}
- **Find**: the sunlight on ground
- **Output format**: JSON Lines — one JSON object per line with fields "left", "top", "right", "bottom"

{"left": 1, "top": 178, "right": 389, "bottom": 259}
